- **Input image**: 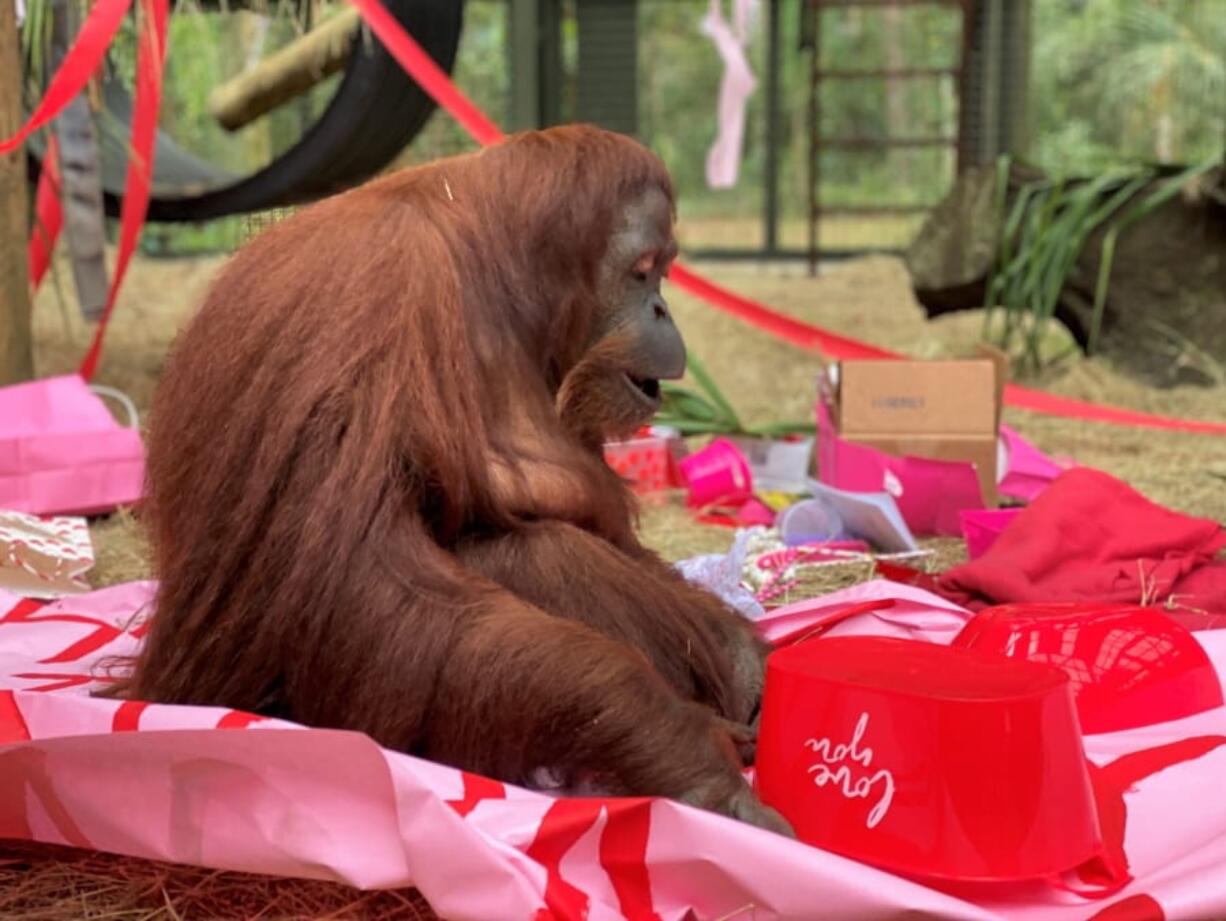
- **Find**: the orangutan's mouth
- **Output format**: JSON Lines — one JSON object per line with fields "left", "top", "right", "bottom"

{"left": 624, "top": 373, "right": 662, "bottom": 405}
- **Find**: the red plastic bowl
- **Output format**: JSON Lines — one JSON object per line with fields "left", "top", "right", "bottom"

{"left": 754, "top": 635, "right": 1102, "bottom": 882}
{"left": 953, "top": 603, "right": 1224, "bottom": 734}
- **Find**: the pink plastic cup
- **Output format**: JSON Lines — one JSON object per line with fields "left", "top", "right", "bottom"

{"left": 679, "top": 437, "right": 754, "bottom": 507}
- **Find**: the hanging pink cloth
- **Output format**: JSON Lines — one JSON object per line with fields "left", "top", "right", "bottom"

{"left": 701, "top": 0, "right": 759, "bottom": 189}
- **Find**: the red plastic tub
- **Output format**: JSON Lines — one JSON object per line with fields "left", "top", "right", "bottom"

{"left": 953, "top": 602, "right": 1224, "bottom": 734}
{"left": 754, "top": 635, "right": 1103, "bottom": 882}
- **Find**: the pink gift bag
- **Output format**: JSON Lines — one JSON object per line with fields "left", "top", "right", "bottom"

{"left": 0, "top": 375, "right": 145, "bottom": 516}
{"left": 816, "top": 403, "right": 986, "bottom": 537}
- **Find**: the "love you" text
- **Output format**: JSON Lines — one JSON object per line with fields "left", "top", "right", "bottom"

{"left": 803, "top": 712, "right": 895, "bottom": 829}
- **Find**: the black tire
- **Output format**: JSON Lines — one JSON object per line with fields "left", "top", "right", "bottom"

{"left": 27, "top": 0, "right": 465, "bottom": 222}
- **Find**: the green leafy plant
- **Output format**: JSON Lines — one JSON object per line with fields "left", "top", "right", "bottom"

{"left": 655, "top": 354, "right": 816, "bottom": 439}
{"left": 982, "top": 154, "right": 1217, "bottom": 371}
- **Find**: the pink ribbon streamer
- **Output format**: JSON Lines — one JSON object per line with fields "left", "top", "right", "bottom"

{"left": 701, "top": 0, "right": 759, "bottom": 189}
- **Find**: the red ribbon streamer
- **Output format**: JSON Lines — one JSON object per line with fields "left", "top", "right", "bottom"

{"left": 78, "top": 0, "right": 168, "bottom": 381}
{"left": 1002, "top": 383, "right": 1226, "bottom": 435}
{"left": 668, "top": 263, "right": 896, "bottom": 360}
{"left": 343, "top": 0, "right": 1226, "bottom": 436}
{"left": 28, "top": 135, "right": 63, "bottom": 290}
{"left": 343, "top": 0, "right": 504, "bottom": 147}
{"left": 0, "top": 0, "right": 132, "bottom": 155}
{"left": 666, "top": 266, "right": 1226, "bottom": 435}
{"left": 2, "top": 0, "right": 164, "bottom": 380}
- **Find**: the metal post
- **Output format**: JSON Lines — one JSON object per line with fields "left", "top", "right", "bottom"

{"left": 539, "top": 0, "right": 563, "bottom": 126}
{"left": 807, "top": 1, "right": 822, "bottom": 275}
{"left": 1000, "top": 0, "right": 1032, "bottom": 157}
{"left": 763, "top": 0, "right": 780, "bottom": 254}
{"left": 980, "top": 0, "right": 1003, "bottom": 164}
{"left": 575, "top": 0, "right": 639, "bottom": 136}
{"left": 509, "top": 0, "right": 542, "bottom": 130}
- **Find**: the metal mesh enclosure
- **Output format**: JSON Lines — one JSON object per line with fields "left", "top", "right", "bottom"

{"left": 142, "top": 0, "right": 1225, "bottom": 259}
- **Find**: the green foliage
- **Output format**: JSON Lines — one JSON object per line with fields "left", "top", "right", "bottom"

{"left": 982, "top": 154, "right": 1218, "bottom": 371}
{"left": 656, "top": 353, "right": 815, "bottom": 437}
{"left": 1031, "top": 0, "right": 1226, "bottom": 176}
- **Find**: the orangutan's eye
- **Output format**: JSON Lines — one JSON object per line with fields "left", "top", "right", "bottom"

{"left": 632, "top": 252, "right": 656, "bottom": 282}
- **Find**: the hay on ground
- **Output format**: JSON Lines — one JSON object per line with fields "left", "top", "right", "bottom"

{"left": 0, "top": 839, "right": 436, "bottom": 921}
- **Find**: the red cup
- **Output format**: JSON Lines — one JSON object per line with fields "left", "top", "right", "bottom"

{"left": 953, "top": 603, "right": 1224, "bottom": 734}
{"left": 755, "top": 635, "right": 1103, "bottom": 882}
{"left": 679, "top": 437, "right": 753, "bottom": 507}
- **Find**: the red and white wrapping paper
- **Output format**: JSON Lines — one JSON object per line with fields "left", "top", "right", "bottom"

{"left": 3, "top": 580, "right": 1226, "bottom": 920}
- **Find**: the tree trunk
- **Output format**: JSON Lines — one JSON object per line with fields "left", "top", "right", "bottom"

{"left": 0, "top": 0, "right": 34, "bottom": 386}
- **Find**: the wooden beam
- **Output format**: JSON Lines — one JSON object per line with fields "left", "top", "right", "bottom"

{"left": 208, "top": 8, "right": 361, "bottom": 133}
{"left": 0, "top": 0, "right": 33, "bottom": 386}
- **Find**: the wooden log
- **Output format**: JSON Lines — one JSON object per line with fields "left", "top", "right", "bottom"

{"left": 0, "top": 0, "right": 34, "bottom": 386}
{"left": 208, "top": 8, "right": 362, "bottom": 132}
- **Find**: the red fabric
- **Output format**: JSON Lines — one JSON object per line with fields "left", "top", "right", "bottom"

{"left": 936, "top": 467, "right": 1226, "bottom": 614}
{"left": 78, "top": 0, "right": 169, "bottom": 381}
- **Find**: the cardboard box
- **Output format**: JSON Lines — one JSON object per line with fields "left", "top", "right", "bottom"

{"left": 819, "top": 347, "right": 1007, "bottom": 507}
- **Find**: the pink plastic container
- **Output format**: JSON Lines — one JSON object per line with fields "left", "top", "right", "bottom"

{"left": 679, "top": 437, "right": 753, "bottom": 507}
{"left": 953, "top": 603, "right": 1225, "bottom": 734}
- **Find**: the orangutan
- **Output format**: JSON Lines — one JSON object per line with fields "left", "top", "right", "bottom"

{"left": 113, "top": 124, "right": 790, "bottom": 836}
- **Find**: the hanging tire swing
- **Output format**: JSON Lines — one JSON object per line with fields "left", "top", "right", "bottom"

{"left": 27, "top": 0, "right": 465, "bottom": 223}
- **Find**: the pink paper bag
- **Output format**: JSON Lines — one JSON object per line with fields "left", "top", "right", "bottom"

{"left": 998, "top": 425, "right": 1072, "bottom": 502}
{"left": 959, "top": 507, "right": 1023, "bottom": 560}
{"left": 0, "top": 375, "right": 145, "bottom": 516}
{"left": 816, "top": 403, "right": 985, "bottom": 537}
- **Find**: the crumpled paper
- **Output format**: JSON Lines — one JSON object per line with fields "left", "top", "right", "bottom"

{"left": 0, "top": 510, "right": 93, "bottom": 597}
{"left": 675, "top": 527, "right": 768, "bottom": 620}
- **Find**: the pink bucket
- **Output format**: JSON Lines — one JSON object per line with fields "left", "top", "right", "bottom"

{"left": 679, "top": 437, "right": 754, "bottom": 507}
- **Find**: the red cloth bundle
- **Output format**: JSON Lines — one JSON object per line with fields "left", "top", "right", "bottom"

{"left": 937, "top": 467, "right": 1226, "bottom": 616}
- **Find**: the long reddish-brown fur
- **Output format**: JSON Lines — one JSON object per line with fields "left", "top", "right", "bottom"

{"left": 111, "top": 125, "right": 782, "bottom": 824}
